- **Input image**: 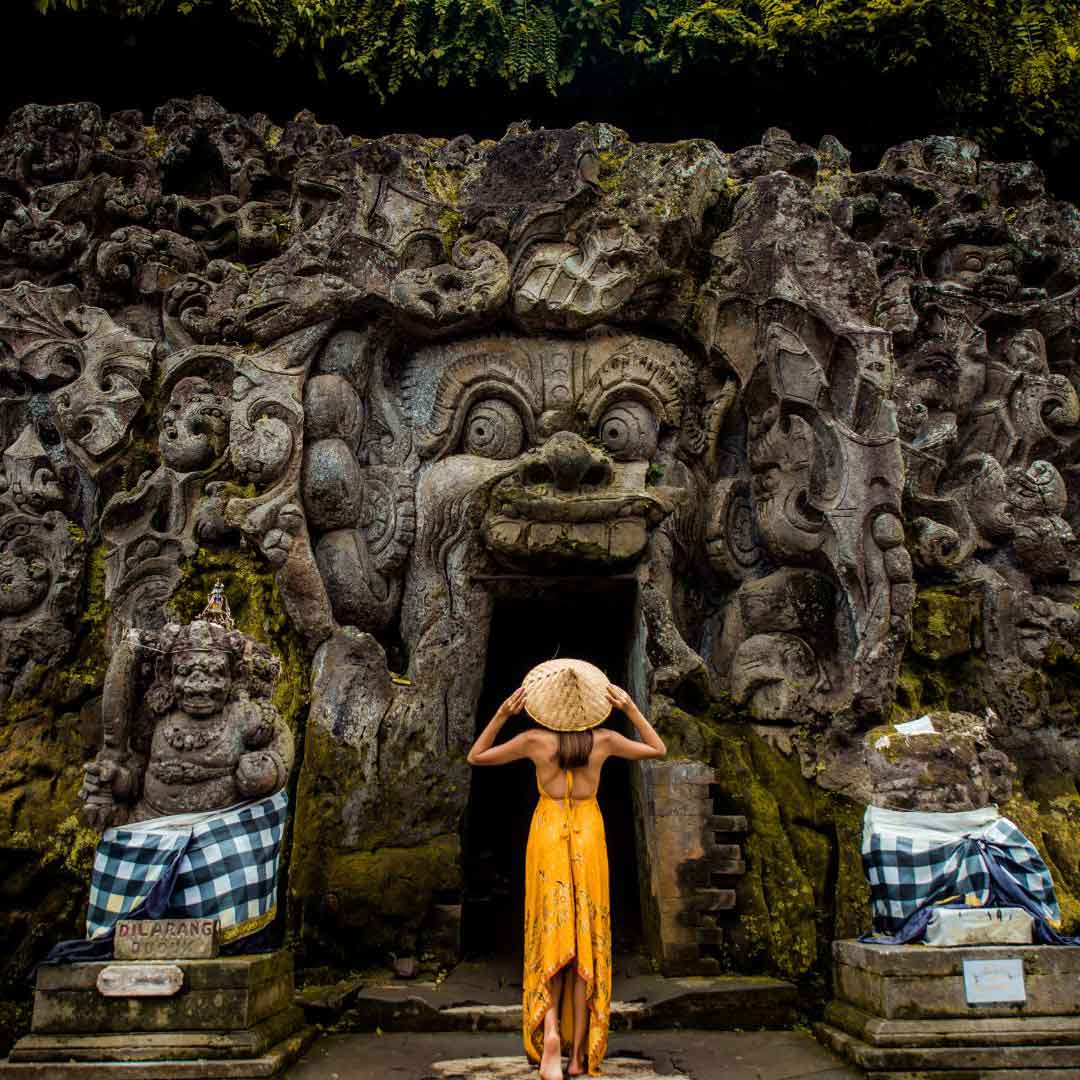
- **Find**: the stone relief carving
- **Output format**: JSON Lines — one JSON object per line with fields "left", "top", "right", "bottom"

{"left": 5, "top": 98, "right": 1080, "bottom": 972}
{"left": 0, "top": 281, "right": 154, "bottom": 700}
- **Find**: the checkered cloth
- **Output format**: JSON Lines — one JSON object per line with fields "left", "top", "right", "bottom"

{"left": 87, "top": 792, "right": 287, "bottom": 944}
{"left": 863, "top": 805, "right": 1060, "bottom": 937}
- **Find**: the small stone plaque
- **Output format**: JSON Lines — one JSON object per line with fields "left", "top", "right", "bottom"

{"left": 97, "top": 964, "right": 184, "bottom": 997}
{"left": 963, "top": 956, "right": 1026, "bottom": 1004}
{"left": 114, "top": 918, "right": 219, "bottom": 960}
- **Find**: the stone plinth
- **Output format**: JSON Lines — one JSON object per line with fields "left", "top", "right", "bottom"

{"left": 817, "top": 939, "right": 1080, "bottom": 1078}
{"left": 2, "top": 951, "right": 311, "bottom": 1078}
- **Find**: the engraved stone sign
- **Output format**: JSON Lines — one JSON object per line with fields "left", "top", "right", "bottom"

{"left": 114, "top": 918, "right": 220, "bottom": 960}
{"left": 963, "top": 957, "right": 1027, "bottom": 1005}
{"left": 96, "top": 964, "right": 184, "bottom": 997}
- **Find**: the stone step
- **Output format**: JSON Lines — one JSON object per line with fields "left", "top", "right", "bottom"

{"left": 8, "top": 1009, "right": 307, "bottom": 1064}
{"left": 0, "top": 1027, "right": 315, "bottom": 1078}
{"left": 826, "top": 998, "right": 1080, "bottom": 1048}
{"left": 422, "top": 1055, "right": 681, "bottom": 1079}
{"left": 437, "top": 999, "right": 648, "bottom": 1031}
{"left": 864, "top": 1074, "right": 1080, "bottom": 1080}
{"left": 817, "top": 1020, "right": 1080, "bottom": 1071}
{"left": 324, "top": 974, "right": 799, "bottom": 1034}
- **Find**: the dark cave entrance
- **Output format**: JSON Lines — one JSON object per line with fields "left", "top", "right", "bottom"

{"left": 462, "top": 579, "right": 644, "bottom": 963}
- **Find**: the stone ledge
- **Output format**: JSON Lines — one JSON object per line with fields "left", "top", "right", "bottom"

{"left": 320, "top": 974, "right": 798, "bottom": 1034}
{"left": 817, "top": 1020, "right": 1080, "bottom": 1071}
{"left": 862, "top": 1074, "right": 1080, "bottom": 1080}
{"left": 8, "top": 1007, "right": 306, "bottom": 1063}
{"left": 0, "top": 1026, "right": 315, "bottom": 1078}
{"left": 825, "top": 998, "right": 1080, "bottom": 1047}
{"left": 834, "top": 940, "right": 1080, "bottom": 978}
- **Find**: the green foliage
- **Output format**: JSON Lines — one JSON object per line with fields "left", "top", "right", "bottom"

{"left": 29, "top": 0, "right": 1080, "bottom": 139}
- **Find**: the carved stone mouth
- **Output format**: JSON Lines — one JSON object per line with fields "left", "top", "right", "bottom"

{"left": 490, "top": 488, "right": 670, "bottom": 525}
{"left": 482, "top": 513, "right": 649, "bottom": 568}
{"left": 243, "top": 299, "right": 290, "bottom": 326}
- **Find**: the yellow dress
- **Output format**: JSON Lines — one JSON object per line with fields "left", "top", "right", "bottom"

{"left": 522, "top": 768, "right": 612, "bottom": 1075}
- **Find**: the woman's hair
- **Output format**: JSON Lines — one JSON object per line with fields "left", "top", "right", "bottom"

{"left": 557, "top": 729, "right": 594, "bottom": 770}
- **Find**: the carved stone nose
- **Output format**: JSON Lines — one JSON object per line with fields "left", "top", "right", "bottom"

{"left": 540, "top": 431, "right": 607, "bottom": 491}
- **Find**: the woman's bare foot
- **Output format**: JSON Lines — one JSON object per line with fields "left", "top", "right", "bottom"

{"left": 539, "top": 1013, "right": 563, "bottom": 1080}
{"left": 567, "top": 1058, "right": 586, "bottom": 1077}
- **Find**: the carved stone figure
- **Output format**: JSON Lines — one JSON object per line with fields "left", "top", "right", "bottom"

{"left": 80, "top": 584, "right": 294, "bottom": 829}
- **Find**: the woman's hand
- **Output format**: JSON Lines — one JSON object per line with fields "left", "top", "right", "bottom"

{"left": 602, "top": 683, "right": 667, "bottom": 760}
{"left": 467, "top": 686, "right": 530, "bottom": 766}
{"left": 496, "top": 686, "right": 527, "bottom": 722}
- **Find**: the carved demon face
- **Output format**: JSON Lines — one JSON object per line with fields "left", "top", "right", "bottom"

{"left": 410, "top": 335, "right": 694, "bottom": 572}
{"left": 0, "top": 550, "right": 49, "bottom": 617}
{"left": 171, "top": 648, "right": 232, "bottom": 717}
{"left": 159, "top": 376, "right": 230, "bottom": 472}
{"left": 932, "top": 242, "right": 1021, "bottom": 302}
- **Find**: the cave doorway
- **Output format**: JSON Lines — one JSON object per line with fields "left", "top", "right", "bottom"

{"left": 462, "top": 579, "right": 644, "bottom": 964}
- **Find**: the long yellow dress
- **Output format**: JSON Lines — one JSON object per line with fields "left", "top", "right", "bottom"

{"left": 522, "top": 768, "right": 612, "bottom": 1076}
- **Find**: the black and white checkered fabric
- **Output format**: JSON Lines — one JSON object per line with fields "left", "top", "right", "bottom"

{"left": 863, "top": 805, "right": 1060, "bottom": 936}
{"left": 87, "top": 792, "right": 287, "bottom": 943}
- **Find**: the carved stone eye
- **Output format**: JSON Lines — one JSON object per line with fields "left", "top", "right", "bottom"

{"left": 597, "top": 401, "right": 657, "bottom": 461}
{"left": 461, "top": 399, "right": 524, "bottom": 459}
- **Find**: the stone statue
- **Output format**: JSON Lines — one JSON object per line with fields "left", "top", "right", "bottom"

{"left": 80, "top": 582, "right": 294, "bottom": 830}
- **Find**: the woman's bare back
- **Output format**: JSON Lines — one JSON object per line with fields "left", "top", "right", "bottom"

{"left": 530, "top": 728, "right": 611, "bottom": 799}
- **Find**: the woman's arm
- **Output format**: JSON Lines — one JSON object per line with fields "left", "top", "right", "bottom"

{"left": 467, "top": 687, "right": 529, "bottom": 766}
{"left": 604, "top": 684, "right": 666, "bottom": 760}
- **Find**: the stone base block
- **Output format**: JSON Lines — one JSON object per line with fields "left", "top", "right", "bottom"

{"left": 26, "top": 953, "right": 293, "bottom": 1036}
{"left": 2, "top": 951, "right": 308, "bottom": 1077}
{"left": 833, "top": 940, "right": 1080, "bottom": 1020}
{"left": 819, "top": 939, "right": 1080, "bottom": 1078}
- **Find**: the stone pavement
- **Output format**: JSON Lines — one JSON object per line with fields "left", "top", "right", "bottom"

{"left": 284, "top": 1030, "right": 861, "bottom": 1079}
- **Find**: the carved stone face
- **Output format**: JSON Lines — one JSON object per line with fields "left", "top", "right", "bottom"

{"left": 0, "top": 551, "right": 49, "bottom": 617}
{"left": 171, "top": 648, "right": 232, "bottom": 717}
{"left": 1003, "top": 330, "right": 1047, "bottom": 375}
{"left": 411, "top": 336, "right": 693, "bottom": 572}
{"left": 933, "top": 243, "right": 1020, "bottom": 301}
{"left": 159, "top": 376, "right": 229, "bottom": 472}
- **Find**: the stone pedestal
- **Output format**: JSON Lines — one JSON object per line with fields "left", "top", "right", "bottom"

{"left": 2, "top": 951, "right": 312, "bottom": 1077}
{"left": 817, "top": 939, "right": 1080, "bottom": 1078}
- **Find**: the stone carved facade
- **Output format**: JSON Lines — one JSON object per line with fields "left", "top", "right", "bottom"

{"left": 4, "top": 100, "right": 1080, "bottom": 981}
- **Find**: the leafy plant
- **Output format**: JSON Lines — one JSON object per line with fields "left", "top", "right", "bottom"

{"left": 28, "top": 0, "right": 1080, "bottom": 143}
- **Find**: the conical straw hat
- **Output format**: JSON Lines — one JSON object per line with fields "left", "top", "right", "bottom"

{"left": 523, "top": 658, "right": 612, "bottom": 732}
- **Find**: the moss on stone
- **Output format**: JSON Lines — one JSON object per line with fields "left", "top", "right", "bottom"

{"left": 1001, "top": 789, "right": 1080, "bottom": 933}
{"left": 658, "top": 718, "right": 872, "bottom": 983}
{"left": 304, "top": 829, "right": 462, "bottom": 962}
{"left": 166, "top": 543, "right": 310, "bottom": 727}
{"left": 911, "top": 586, "right": 978, "bottom": 661}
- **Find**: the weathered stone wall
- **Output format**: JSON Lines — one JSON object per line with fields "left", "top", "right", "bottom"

{"left": 4, "top": 98, "right": 1080, "bottom": 1040}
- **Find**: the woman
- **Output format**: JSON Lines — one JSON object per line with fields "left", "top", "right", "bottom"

{"left": 467, "top": 660, "right": 667, "bottom": 1079}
